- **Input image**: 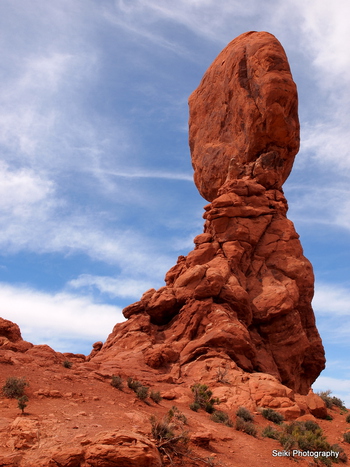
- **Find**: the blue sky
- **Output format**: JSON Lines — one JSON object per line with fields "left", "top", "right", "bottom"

{"left": 0, "top": 0, "right": 349, "bottom": 404}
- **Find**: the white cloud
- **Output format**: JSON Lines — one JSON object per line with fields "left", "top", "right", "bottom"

{"left": 302, "top": 123, "right": 350, "bottom": 169}
{"left": 0, "top": 163, "right": 55, "bottom": 214}
{"left": 0, "top": 282, "right": 123, "bottom": 352}
{"left": 96, "top": 168, "right": 193, "bottom": 182}
{"left": 0, "top": 204, "right": 174, "bottom": 284}
{"left": 106, "top": 0, "right": 264, "bottom": 53}
{"left": 68, "top": 274, "right": 154, "bottom": 299}
{"left": 296, "top": 0, "right": 350, "bottom": 85}
{"left": 313, "top": 283, "right": 350, "bottom": 345}
{"left": 313, "top": 283, "right": 350, "bottom": 317}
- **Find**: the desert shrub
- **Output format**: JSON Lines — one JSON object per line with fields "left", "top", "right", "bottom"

{"left": 262, "top": 425, "right": 280, "bottom": 440}
{"left": 150, "top": 414, "right": 189, "bottom": 463}
{"left": 190, "top": 402, "right": 200, "bottom": 412}
{"left": 332, "top": 396, "right": 345, "bottom": 409}
{"left": 276, "top": 420, "right": 343, "bottom": 464}
{"left": 235, "top": 417, "right": 257, "bottom": 437}
{"left": 285, "top": 420, "right": 321, "bottom": 437}
{"left": 111, "top": 375, "right": 123, "bottom": 390}
{"left": 325, "top": 414, "right": 334, "bottom": 420}
{"left": 236, "top": 406, "right": 254, "bottom": 422}
{"left": 279, "top": 433, "right": 295, "bottom": 451}
{"left": 346, "top": 414, "right": 350, "bottom": 423}
{"left": 261, "top": 408, "right": 284, "bottom": 425}
{"left": 317, "top": 390, "right": 346, "bottom": 410}
{"left": 284, "top": 421, "right": 329, "bottom": 451}
{"left": 2, "top": 377, "right": 28, "bottom": 399}
{"left": 190, "top": 383, "right": 220, "bottom": 414}
{"left": 216, "top": 366, "right": 229, "bottom": 383}
{"left": 304, "top": 419, "right": 321, "bottom": 433}
{"left": 151, "top": 414, "right": 175, "bottom": 440}
{"left": 62, "top": 360, "right": 72, "bottom": 369}
{"left": 136, "top": 385, "right": 149, "bottom": 401}
{"left": 331, "top": 444, "right": 348, "bottom": 463}
{"left": 210, "top": 410, "right": 233, "bottom": 427}
{"left": 167, "top": 406, "right": 187, "bottom": 426}
{"left": 127, "top": 377, "right": 142, "bottom": 391}
{"left": 17, "top": 395, "right": 28, "bottom": 414}
{"left": 318, "top": 390, "right": 333, "bottom": 409}
{"left": 150, "top": 390, "right": 162, "bottom": 404}
{"left": 343, "top": 432, "right": 350, "bottom": 444}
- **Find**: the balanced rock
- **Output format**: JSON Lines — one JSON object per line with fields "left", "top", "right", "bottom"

{"left": 94, "top": 31, "right": 325, "bottom": 396}
{"left": 189, "top": 30, "right": 300, "bottom": 201}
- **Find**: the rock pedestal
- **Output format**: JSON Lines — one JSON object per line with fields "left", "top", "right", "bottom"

{"left": 95, "top": 31, "right": 325, "bottom": 396}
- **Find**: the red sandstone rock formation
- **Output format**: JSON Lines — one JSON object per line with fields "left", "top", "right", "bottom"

{"left": 189, "top": 31, "right": 300, "bottom": 202}
{"left": 0, "top": 31, "right": 330, "bottom": 467}
{"left": 94, "top": 31, "right": 325, "bottom": 395}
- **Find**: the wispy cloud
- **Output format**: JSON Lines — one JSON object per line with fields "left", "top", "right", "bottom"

{"left": 0, "top": 163, "right": 55, "bottom": 214}
{"left": 0, "top": 162, "right": 173, "bottom": 279}
{"left": 285, "top": 180, "right": 350, "bottom": 233}
{"left": 313, "top": 283, "right": 350, "bottom": 318}
{"left": 93, "top": 168, "right": 193, "bottom": 182}
{"left": 110, "top": 0, "right": 265, "bottom": 46}
{"left": 68, "top": 274, "right": 154, "bottom": 300}
{"left": 313, "top": 283, "right": 350, "bottom": 345}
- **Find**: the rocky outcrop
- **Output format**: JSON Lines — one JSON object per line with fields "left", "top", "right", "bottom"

{"left": 3, "top": 424, "right": 162, "bottom": 467}
{"left": 0, "top": 316, "right": 86, "bottom": 366}
{"left": 189, "top": 30, "right": 300, "bottom": 202}
{"left": 93, "top": 31, "right": 325, "bottom": 395}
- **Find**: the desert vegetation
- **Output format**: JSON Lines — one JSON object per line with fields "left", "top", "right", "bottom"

{"left": 190, "top": 383, "right": 220, "bottom": 413}
{"left": 317, "top": 390, "right": 347, "bottom": 410}
{"left": 210, "top": 410, "right": 233, "bottom": 427}
{"left": 261, "top": 408, "right": 284, "bottom": 424}
{"left": 62, "top": 360, "right": 72, "bottom": 369}
{"left": 110, "top": 374, "right": 123, "bottom": 390}
{"left": 2, "top": 376, "right": 28, "bottom": 399}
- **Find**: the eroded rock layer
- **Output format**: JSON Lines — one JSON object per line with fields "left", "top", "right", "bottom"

{"left": 94, "top": 31, "right": 325, "bottom": 395}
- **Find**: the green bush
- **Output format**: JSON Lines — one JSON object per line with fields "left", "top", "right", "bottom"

{"left": 62, "top": 360, "right": 72, "bottom": 369}
{"left": 167, "top": 406, "right": 187, "bottom": 426}
{"left": 261, "top": 408, "right": 284, "bottom": 425}
{"left": 236, "top": 406, "right": 254, "bottom": 422}
{"left": 235, "top": 417, "right": 257, "bottom": 437}
{"left": 262, "top": 425, "right": 280, "bottom": 440}
{"left": 343, "top": 432, "right": 350, "bottom": 444}
{"left": 2, "top": 377, "right": 28, "bottom": 399}
{"left": 127, "top": 377, "right": 142, "bottom": 391}
{"left": 304, "top": 419, "right": 321, "bottom": 433}
{"left": 150, "top": 413, "right": 189, "bottom": 462}
{"left": 190, "top": 383, "right": 220, "bottom": 414}
{"left": 346, "top": 414, "right": 350, "bottom": 423}
{"left": 318, "top": 390, "right": 333, "bottom": 409}
{"left": 275, "top": 420, "right": 344, "bottom": 464}
{"left": 17, "top": 395, "right": 28, "bottom": 414}
{"left": 317, "top": 390, "right": 346, "bottom": 410}
{"left": 151, "top": 414, "right": 175, "bottom": 442}
{"left": 136, "top": 385, "right": 149, "bottom": 401}
{"left": 332, "top": 396, "right": 345, "bottom": 409}
{"left": 150, "top": 390, "right": 162, "bottom": 404}
{"left": 331, "top": 444, "right": 347, "bottom": 463}
{"left": 190, "top": 402, "right": 200, "bottom": 412}
{"left": 210, "top": 410, "right": 233, "bottom": 427}
{"left": 111, "top": 375, "right": 123, "bottom": 390}
{"left": 279, "top": 433, "right": 295, "bottom": 451}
